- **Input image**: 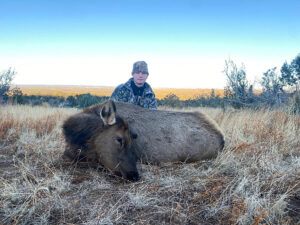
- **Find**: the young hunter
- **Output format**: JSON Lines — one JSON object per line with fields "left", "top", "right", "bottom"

{"left": 110, "top": 61, "right": 157, "bottom": 109}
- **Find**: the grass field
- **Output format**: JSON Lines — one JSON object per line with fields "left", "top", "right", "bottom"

{"left": 0, "top": 105, "right": 299, "bottom": 224}
{"left": 17, "top": 85, "right": 225, "bottom": 100}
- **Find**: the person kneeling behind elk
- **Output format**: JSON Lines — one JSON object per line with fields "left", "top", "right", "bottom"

{"left": 110, "top": 61, "right": 157, "bottom": 110}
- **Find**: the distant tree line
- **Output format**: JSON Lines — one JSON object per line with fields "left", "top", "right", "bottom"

{"left": 1, "top": 53, "right": 300, "bottom": 113}
{"left": 221, "top": 53, "right": 300, "bottom": 113}
{"left": 0, "top": 93, "right": 109, "bottom": 108}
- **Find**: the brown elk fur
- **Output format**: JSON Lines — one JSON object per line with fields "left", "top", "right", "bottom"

{"left": 81, "top": 101, "right": 225, "bottom": 164}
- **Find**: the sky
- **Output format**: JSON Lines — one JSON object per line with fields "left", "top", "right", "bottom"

{"left": 0, "top": 0, "right": 299, "bottom": 89}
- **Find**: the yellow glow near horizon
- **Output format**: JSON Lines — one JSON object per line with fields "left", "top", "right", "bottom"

{"left": 0, "top": 55, "right": 290, "bottom": 89}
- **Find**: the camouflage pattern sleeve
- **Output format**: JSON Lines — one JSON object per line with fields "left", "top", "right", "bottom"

{"left": 110, "top": 85, "right": 124, "bottom": 102}
{"left": 110, "top": 84, "right": 132, "bottom": 103}
{"left": 148, "top": 95, "right": 158, "bottom": 109}
{"left": 143, "top": 86, "right": 157, "bottom": 109}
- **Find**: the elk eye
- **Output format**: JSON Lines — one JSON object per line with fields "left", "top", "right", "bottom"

{"left": 116, "top": 137, "right": 123, "bottom": 145}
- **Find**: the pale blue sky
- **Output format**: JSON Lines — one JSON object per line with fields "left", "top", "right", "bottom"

{"left": 0, "top": 0, "right": 299, "bottom": 88}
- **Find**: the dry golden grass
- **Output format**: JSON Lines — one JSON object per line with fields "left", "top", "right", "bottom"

{"left": 18, "top": 85, "right": 227, "bottom": 100}
{"left": 153, "top": 88, "right": 225, "bottom": 100}
{"left": 0, "top": 105, "right": 299, "bottom": 224}
{"left": 18, "top": 85, "right": 115, "bottom": 99}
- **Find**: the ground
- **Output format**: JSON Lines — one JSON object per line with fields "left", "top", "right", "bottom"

{"left": 0, "top": 105, "right": 299, "bottom": 225}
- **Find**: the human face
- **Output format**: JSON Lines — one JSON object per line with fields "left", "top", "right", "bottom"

{"left": 132, "top": 72, "right": 148, "bottom": 87}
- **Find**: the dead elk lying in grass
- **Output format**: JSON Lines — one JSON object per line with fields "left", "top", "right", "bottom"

{"left": 63, "top": 100, "right": 225, "bottom": 181}
{"left": 113, "top": 102, "right": 225, "bottom": 164}
{"left": 62, "top": 100, "right": 139, "bottom": 181}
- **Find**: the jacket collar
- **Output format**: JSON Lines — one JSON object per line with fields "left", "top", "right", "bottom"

{"left": 124, "top": 78, "right": 151, "bottom": 91}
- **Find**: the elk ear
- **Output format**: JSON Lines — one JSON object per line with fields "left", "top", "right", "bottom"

{"left": 100, "top": 100, "right": 117, "bottom": 125}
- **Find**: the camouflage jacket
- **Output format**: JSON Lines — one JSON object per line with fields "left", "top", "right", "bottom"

{"left": 110, "top": 78, "right": 157, "bottom": 109}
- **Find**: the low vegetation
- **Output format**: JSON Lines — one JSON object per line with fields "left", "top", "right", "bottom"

{"left": 17, "top": 85, "right": 226, "bottom": 100}
{"left": 0, "top": 105, "right": 299, "bottom": 224}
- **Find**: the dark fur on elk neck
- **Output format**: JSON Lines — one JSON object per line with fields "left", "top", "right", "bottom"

{"left": 114, "top": 116, "right": 129, "bottom": 129}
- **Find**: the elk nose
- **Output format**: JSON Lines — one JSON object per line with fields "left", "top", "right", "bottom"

{"left": 127, "top": 171, "right": 140, "bottom": 182}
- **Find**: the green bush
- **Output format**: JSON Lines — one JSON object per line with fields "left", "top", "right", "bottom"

{"left": 159, "top": 94, "right": 182, "bottom": 108}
